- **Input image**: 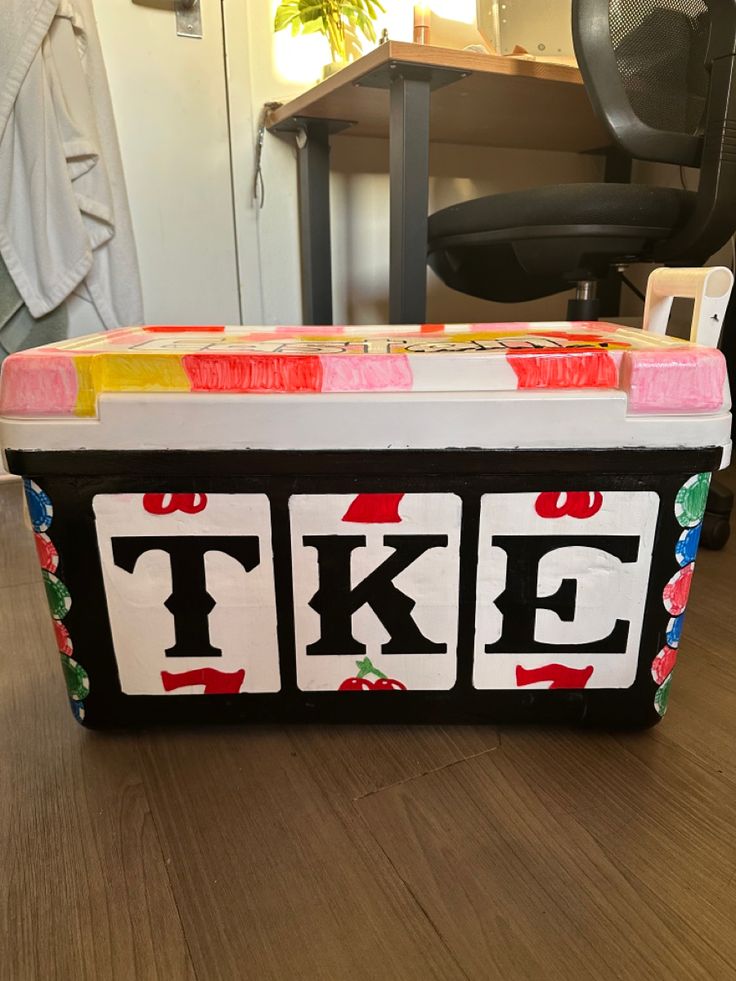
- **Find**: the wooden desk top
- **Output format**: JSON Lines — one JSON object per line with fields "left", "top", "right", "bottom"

{"left": 267, "top": 41, "right": 610, "bottom": 153}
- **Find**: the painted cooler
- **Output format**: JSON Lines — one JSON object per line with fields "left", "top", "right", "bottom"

{"left": 0, "top": 288, "right": 731, "bottom": 728}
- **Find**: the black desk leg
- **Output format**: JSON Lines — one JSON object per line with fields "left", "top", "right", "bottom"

{"left": 389, "top": 74, "right": 431, "bottom": 324}
{"left": 599, "top": 148, "right": 634, "bottom": 319}
{"left": 296, "top": 120, "right": 333, "bottom": 326}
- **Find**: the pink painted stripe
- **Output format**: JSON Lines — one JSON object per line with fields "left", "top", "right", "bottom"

{"left": 143, "top": 325, "right": 226, "bottom": 333}
{"left": 320, "top": 354, "right": 413, "bottom": 391}
{"left": 273, "top": 325, "right": 347, "bottom": 334}
{"left": 0, "top": 353, "right": 79, "bottom": 415}
{"left": 471, "top": 321, "right": 532, "bottom": 330}
{"left": 622, "top": 348, "right": 727, "bottom": 413}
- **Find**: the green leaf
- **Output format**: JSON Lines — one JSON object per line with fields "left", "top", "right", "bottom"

{"left": 325, "top": 16, "right": 347, "bottom": 60}
{"left": 275, "top": 0, "right": 384, "bottom": 45}
{"left": 300, "top": 18, "right": 324, "bottom": 33}
{"left": 341, "top": 6, "right": 378, "bottom": 42}
{"left": 354, "top": 0, "right": 385, "bottom": 15}
{"left": 274, "top": 2, "right": 300, "bottom": 31}
{"left": 298, "top": 0, "right": 325, "bottom": 18}
{"left": 343, "top": 23, "right": 363, "bottom": 59}
{"left": 342, "top": 6, "right": 375, "bottom": 22}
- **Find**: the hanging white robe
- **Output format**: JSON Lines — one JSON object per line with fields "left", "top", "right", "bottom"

{"left": 0, "top": 0, "right": 143, "bottom": 328}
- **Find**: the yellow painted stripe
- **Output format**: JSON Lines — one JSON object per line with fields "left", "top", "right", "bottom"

{"left": 73, "top": 354, "right": 191, "bottom": 417}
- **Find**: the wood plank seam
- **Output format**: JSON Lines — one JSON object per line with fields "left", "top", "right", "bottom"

{"left": 352, "top": 745, "right": 501, "bottom": 802}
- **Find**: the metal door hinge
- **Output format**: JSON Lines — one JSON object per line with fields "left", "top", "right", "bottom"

{"left": 176, "top": 0, "right": 202, "bottom": 39}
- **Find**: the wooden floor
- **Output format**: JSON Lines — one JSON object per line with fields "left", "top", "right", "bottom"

{"left": 2, "top": 474, "right": 736, "bottom": 981}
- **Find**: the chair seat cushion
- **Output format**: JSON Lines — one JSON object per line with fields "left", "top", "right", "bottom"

{"left": 428, "top": 183, "right": 695, "bottom": 247}
{"left": 427, "top": 183, "right": 696, "bottom": 303}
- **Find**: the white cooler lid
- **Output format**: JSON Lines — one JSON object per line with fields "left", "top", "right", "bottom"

{"left": 0, "top": 322, "right": 731, "bottom": 462}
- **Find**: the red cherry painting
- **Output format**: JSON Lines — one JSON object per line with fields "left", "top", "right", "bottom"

{"left": 143, "top": 493, "right": 208, "bottom": 515}
{"left": 372, "top": 677, "right": 408, "bottom": 691}
{"left": 338, "top": 677, "right": 375, "bottom": 691}
{"left": 535, "top": 491, "right": 603, "bottom": 520}
{"left": 338, "top": 656, "right": 407, "bottom": 692}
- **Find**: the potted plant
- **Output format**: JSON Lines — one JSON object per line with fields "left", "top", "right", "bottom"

{"left": 274, "top": 0, "right": 386, "bottom": 76}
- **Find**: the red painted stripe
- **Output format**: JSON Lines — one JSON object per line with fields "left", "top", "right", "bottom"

{"left": 143, "top": 325, "right": 226, "bottom": 333}
{"left": 342, "top": 494, "right": 405, "bottom": 523}
{"left": 183, "top": 354, "right": 323, "bottom": 392}
{"left": 420, "top": 323, "right": 446, "bottom": 333}
{"left": 508, "top": 349, "right": 618, "bottom": 389}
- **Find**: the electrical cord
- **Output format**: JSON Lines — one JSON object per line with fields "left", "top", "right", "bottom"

{"left": 253, "top": 102, "right": 283, "bottom": 209}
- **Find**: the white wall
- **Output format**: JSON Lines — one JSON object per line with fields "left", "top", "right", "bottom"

{"left": 82, "top": 0, "right": 242, "bottom": 331}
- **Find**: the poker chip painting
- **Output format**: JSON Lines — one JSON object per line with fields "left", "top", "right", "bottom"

{"left": 24, "top": 480, "right": 87, "bottom": 722}
{"left": 652, "top": 646, "right": 677, "bottom": 685}
{"left": 43, "top": 571, "right": 72, "bottom": 621}
{"left": 666, "top": 615, "right": 684, "bottom": 649}
{"left": 653, "top": 473, "right": 710, "bottom": 717}
{"left": 675, "top": 525, "right": 701, "bottom": 567}
{"left": 60, "top": 656, "right": 90, "bottom": 702}
{"left": 675, "top": 473, "right": 711, "bottom": 528}
{"left": 34, "top": 533, "right": 59, "bottom": 573}
{"left": 23, "top": 479, "right": 53, "bottom": 532}
{"left": 654, "top": 673, "right": 674, "bottom": 718}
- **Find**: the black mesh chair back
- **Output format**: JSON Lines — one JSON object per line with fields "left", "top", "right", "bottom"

{"left": 574, "top": 0, "right": 736, "bottom": 259}
{"left": 612, "top": 0, "right": 709, "bottom": 138}
{"left": 428, "top": 0, "right": 736, "bottom": 308}
{"left": 574, "top": 0, "right": 713, "bottom": 165}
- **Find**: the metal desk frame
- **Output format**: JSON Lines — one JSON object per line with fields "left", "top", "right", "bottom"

{"left": 271, "top": 56, "right": 624, "bottom": 325}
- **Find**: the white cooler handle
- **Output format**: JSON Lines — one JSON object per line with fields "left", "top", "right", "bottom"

{"left": 642, "top": 266, "right": 734, "bottom": 349}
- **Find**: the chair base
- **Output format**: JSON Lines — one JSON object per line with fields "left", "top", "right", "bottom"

{"left": 567, "top": 294, "right": 601, "bottom": 320}
{"left": 702, "top": 482, "right": 734, "bottom": 550}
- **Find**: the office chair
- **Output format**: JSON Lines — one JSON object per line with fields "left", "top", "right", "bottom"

{"left": 427, "top": 0, "right": 736, "bottom": 548}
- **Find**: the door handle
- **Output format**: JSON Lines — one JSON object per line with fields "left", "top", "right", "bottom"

{"left": 132, "top": 0, "right": 202, "bottom": 39}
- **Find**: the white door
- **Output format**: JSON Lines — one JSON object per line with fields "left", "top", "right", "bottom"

{"left": 89, "top": 0, "right": 247, "bottom": 326}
